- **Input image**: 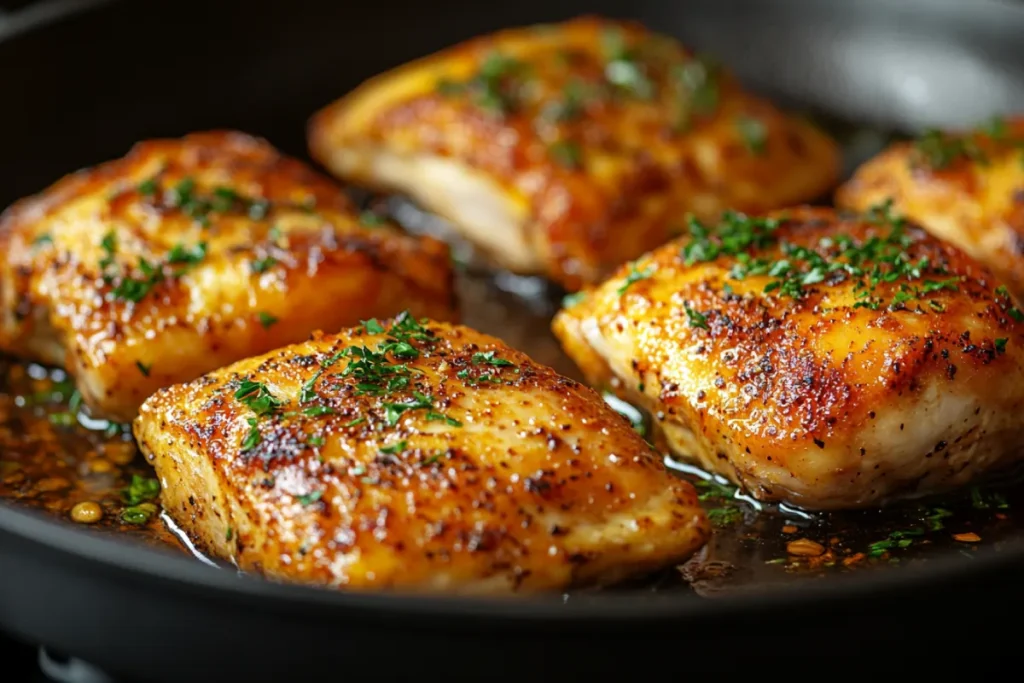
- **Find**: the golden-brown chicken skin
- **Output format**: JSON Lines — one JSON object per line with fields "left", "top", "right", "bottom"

{"left": 308, "top": 16, "right": 841, "bottom": 291}
{"left": 133, "top": 315, "right": 709, "bottom": 594}
{"left": 0, "top": 131, "right": 457, "bottom": 423}
{"left": 837, "top": 116, "right": 1024, "bottom": 302}
{"left": 553, "top": 205, "right": 1024, "bottom": 510}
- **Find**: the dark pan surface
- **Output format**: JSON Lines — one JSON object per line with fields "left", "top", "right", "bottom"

{"left": 2, "top": 0, "right": 1024, "bottom": 679}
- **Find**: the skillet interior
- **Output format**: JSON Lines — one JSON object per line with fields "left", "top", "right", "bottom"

{"left": 1, "top": 0, "right": 1024, "bottom": 678}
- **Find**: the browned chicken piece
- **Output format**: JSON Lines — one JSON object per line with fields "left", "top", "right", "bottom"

{"left": 553, "top": 205, "right": 1024, "bottom": 510}
{"left": 837, "top": 116, "right": 1024, "bottom": 302}
{"left": 308, "top": 15, "right": 841, "bottom": 291}
{"left": 133, "top": 315, "right": 709, "bottom": 593}
{"left": 0, "top": 131, "right": 457, "bottom": 422}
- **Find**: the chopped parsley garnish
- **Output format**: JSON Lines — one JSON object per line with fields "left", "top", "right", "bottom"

{"left": 32, "top": 233, "right": 53, "bottom": 247}
{"left": 234, "top": 379, "right": 284, "bottom": 416}
{"left": 362, "top": 318, "right": 386, "bottom": 335}
{"left": 971, "top": 486, "right": 1010, "bottom": 510}
{"left": 303, "top": 405, "right": 335, "bottom": 417}
{"left": 48, "top": 412, "right": 76, "bottom": 427}
{"left": 912, "top": 128, "right": 988, "bottom": 170}
{"left": 867, "top": 528, "right": 924, "bottom": 557}
{"left": 135, "top": 361, "right": 152, "bottom": 377}
{"left": 121, "top": 503, "right": 158, "bottom": 525}
{"left": 426, "top": 411, "right": 462, "bottom": 427}
{"left": 672, "top": 56, "right": 719, "bottom": 128}
{"left": 99, "top": 231, "right": 118, "bottom": 272}
{"left": 681, "top": 205, "right": 955, "bottom": 307}
{"left": 735, "top": 115, "right": 767, "bottom": 154}
{"left": 240, "top": 417, "right": 261, "bottom": 452}
{"left": 166, "top": 242, "right": 208, "bottom": 266}
{"left": 707, "top": 506, "right": 743, "bottom": 526}
{"left": 359, "top": 210, "right": 386, "bottom": 227}
{"left": 549, "top": 140, "right": 582, "bottom": 169}
{"left": 379, "top": 441, "right": 407, "bottom": 455}
{"left": 137, "top": 177, "right": 159, "bottom": 196}
{"left": 439, "top": 51, "right": 526, "bottom": 115}
{"left": 562, "top": 291, "right": 588, "bottom": 308}
{"left": 684, "top": 304, "right": 709, "bottom": 330}
{"left": 250, "top": 256, "right": 278, "bottom": 274}
{"left": 617, "top": 263, "right": 655, "bottom": 295}
{"left": 542, "top": 80, "right": 590, "bottom": 122}
{"left": 345, "top": 417, "right": 366, "bottom": 428}
{"left": 257, "top": 311, "right": 278, "bottom": 329}
{"left": 995, "top": 285, "right": 1024, "bottom": 321}
{"left": 296, "top": 490, "right": 323, "bottom": 506}
{"left": 924, "top": 507, "right": 953, "bottom": 531}
{"left": 307, "top": 436, "right": 325, "bottom": 447}
{"left": 383, "top": 392, "right": 434, "bottom": 426}
{"left": 472, "top": 351, "right": 514, "bottom": 367}
{"left": 601, "top": 28, "right": 655, "bottom": 99}
{"left": 121, "top": 475, "right": 160, "bottom": 505}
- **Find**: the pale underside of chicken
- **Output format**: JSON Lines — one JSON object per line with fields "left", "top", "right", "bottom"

{"left": 133, "top": 316, "right": 710, "bottom": 594}
{"left": 308, "top": 15, "right": 840, "bottom": 291}
{"left": 0, "top": 131, "right": 457, "bottom": 422}
{"left": 554, "top": 205, "right": 1024, "bottom": 510}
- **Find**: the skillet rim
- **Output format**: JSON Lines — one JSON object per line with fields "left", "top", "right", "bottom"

{"left": 0, "top": 0, "right": 1023, "bottom": 626}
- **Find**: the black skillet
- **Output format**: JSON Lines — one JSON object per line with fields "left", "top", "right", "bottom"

{"left": 2, "top": 0, "right": 1024, "bottom": 680}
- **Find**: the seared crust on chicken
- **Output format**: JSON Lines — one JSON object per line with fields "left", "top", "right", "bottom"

{"left": 0, "top": 131, "right": 457, "bottom": 422}
{"left": 553, "top": 206, "right": 1024, "bottom": 510}
{"left": 837, "top": 117, "right": 1024, "bottom": 302}
{"left": 133, "top": 316, "right": 709, "bottom": 593}
{"left": 308, "top": 16, "right": 840, "bottom": 290}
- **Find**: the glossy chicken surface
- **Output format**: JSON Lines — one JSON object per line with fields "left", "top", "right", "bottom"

{"left": 309, "top": 16, "right": 841, "bottom": 291}
{"left": 837, "top": 117, "right": 1024, "bottom": 302}
{"left": 134, "top": 315, "right": 709, "bottom": 593}
{"left": 0, "top": 132, "right": 457, "bottom": 422}
{"left": 553, "top": 206, "right": 1024, "bottom": 510}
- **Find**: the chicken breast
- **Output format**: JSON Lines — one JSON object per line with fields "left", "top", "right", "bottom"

{"left": 0, "top": 131, "right": 457, "bottom": 422}
{"left": 133, "top": 315, "right": 709, "bottom": 593}
{"left": 837, "top": 116, "right": 1024, "bottom": 302}
{"left": 553, "top": 205, "right": 1024, "bottom": 510}
{"left": 308, "top": 16, "right": 841, "bottom": 291}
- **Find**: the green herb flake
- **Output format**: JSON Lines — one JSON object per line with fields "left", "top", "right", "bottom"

{"left": 250, "top": 256, "right": 278, "bottom": 274}
{"left": 32, "top": 233, "right": 54, "bottom": 248}
{"left": 234, "top": 378, "right": 284, "bottom": 416}
{"left": 472, "top": 351, "right": 514, "bottom": 367}
{"left": 383, "top": 392, "right": 434, "bottom": 426}
{"left": 736, "top": 115, "right": 767, "bottom": 155}
{"left": 345, "top": 417, "right": 366, "bottom": 428}
{"left": 707, "top": 506, "right": 742, "bottom": 526}
{"left": 995, "top": 337, "right": 1009, "bottom": 353}
{"left": 425, "top": 411, "right": 462, "bottom": 427}
{"left": 303, "top": 405, "right": 335, "bottom": 417}
{"left": 240, "top": 417, "right": 261, "bottom": 452}
{"left": 379, "top": 440, "right": 408, "bottom": 455}
{"left": 48, "top": 412, "right": 76, "bottom": 427}
{"left": 684, "top": 304, "right": 709, "bottom": 330}
{"left": 121, "top": 502, "right": 158, "bottom": 525}
{"left": 137, "top": 178, "right": 159, "bottom": 196}
{"left": 121, "top": 475, "right": 161, "bottom": 506}
{"left": 562, "top": 291, "right": 588, "bottom": 308}
{"left": 296, "top": 490, "right": 323, "bottom": 506}
{"left": 166, "top": 242, "right": 208, "bottom": 266}
{"left": 548, "top": 140, "right": 583, "bottom": 169}
{"left": 363, "top": 318, "right": 385, "bottom": 335}
{"left": 307, "top": 436, "right": 325, "bottom": 447}
{"left": 135, "top": 361, "right": 152, "bottom": 377}
{"left": 257, "top": 311, "right": 278, "bottom": 329}
{"left": 359, "top": 210, "right": 386, "bottom": 227}
{"left": 617, "top": 263, "right": 655, "bottom": 296}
